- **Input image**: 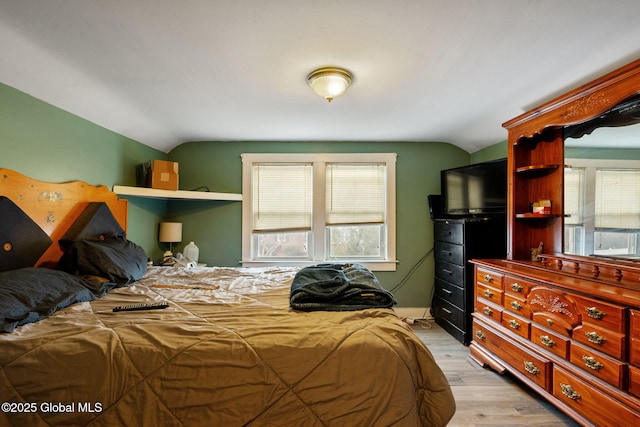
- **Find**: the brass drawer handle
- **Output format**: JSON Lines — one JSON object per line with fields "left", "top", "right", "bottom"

{"left": 560, "top": 383, "right": 581, "bottom": 400}
{"left": 582, "top": 355, "right": 604, "bottom": 371}
{"left": 483, "top": 307, "right": 493, "bottom": 316}
{"left": 475, "top": 330, "right": 486, "bottom": 340}
{"left": 484, "top": 289, "right": 494, "bottom": 298}
{"left": 484, "top": 274, "right": 493, "bottom": 283}
{"left": 509, "top": 319, "right": 521, "bottom": 330}
{"left": 511, "top": 283, "right": 523, "bottom": 292}
{"left": 585, "top": 331, "right": 606, "bottom": 345}
{"left": 510, "top": 301, "right": 523, "bottom": 311}
{"left": 540, "top": 335, "right": 556, "bottom": 347}
{"left": 524, "top": 361, "right": 539, "bottom": 375}
{"left": 585, "top": 306, "right": 606, "bottom": 320}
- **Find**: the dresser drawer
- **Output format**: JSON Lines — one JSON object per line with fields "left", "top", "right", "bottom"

{"left": 630, "top": 365, "right": 640, "bottom": 399}
{"left": 528, "top": 287, "right": 580, "bottom": 336}
{"left": 569, "top": 293, "right": 626, "bottom": 334}
{"left": 504, "top": 275, "right": 536, "bottom": 298}
{"left": 434, "top": 220, "right": 463, "bottom": 244}
{"left": 569, "top": 341, "right": 626, "bottom": 389}
{"left": 435, "top": 259, "right": 465, "bottom": 284}
{"left": 473, "top": 319, "right": 550, "bottom": 390}
{"left": 435, "top": 241, "right": 464, "bottom": 266}
{"left": 553, "top": 366, "right": 640, "bottom": 427}
{"left": 432, "top": 295, "right": 465, "bottom": 331}
{"left": 504, "top": 294, "right": 531, "bottom": 317}
{"left": 502, "top": 311, "right": 531, "bottom": 339}
{"left": 632, "top": 336, "right": 640, "bottom": 368}
{"left": 530, "top": 324, "right": 570, "bottom": 359}
{"left": 476, "top": 281, "right": 503, "bottom": 306}
{"left": 434, "top": 277, "right": 465, "bottom": 308}
{"left": 631, "top": 310, "right": 640, "bottom": 366}
{"left": 573, "top": 323, "right": 625, "bottom": 360}
{"left": 476, "top": 299, "right": 503, "bottom": 323}
{"left": 631, "top": 309, "right": 640, "bottom": 337}
{"left": 476, "top": 267, "right": 503, "bottom": 288}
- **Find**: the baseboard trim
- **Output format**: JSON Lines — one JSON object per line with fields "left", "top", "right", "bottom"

{"left": 394, "top": 307, "right": 431, "bottom": 320}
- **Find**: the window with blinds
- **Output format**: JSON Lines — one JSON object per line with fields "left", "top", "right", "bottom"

{"left": 595, "top": 169, "right": 640, "bottom": 229}
{"left": 564, "top": 159, "right": 640, "bottom": 257}
{"left": 564, "top": 167, "right": 584, "bottom": 226}
{"left": 326, "top": 163, "right": 385, "bottom": 226}
{"left": 252, "top": 164, "right": 312, "bottom": 232}
{"left": 241, "top": 153, "right": 397, "bottom": 270}
{"left": 564, "top": 167, "right": 585, "bottom": 255}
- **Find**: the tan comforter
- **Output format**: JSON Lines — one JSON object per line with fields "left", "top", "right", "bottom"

{"left": 0, "top": 266, "right": 455, "bottom": 426}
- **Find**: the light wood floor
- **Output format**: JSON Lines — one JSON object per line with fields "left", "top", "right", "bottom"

{"left": 412, "top": 321, "right": 580, "bottom": 427}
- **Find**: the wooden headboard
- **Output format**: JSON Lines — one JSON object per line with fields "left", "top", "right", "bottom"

{"left": 0, "top": 168, "right": 128, "bottom": 268}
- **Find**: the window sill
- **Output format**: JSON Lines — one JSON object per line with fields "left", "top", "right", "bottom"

{"left": 240, "top": 260, "right": 398, "bottom": 272}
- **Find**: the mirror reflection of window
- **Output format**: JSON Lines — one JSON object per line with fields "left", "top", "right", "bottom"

{"left": 594, "top": 169, "right": 640, "bottom": 257}
{"left": 564, "top": 167, "right": 585, "bottom": 255}
{"left": 564, "top": 159, "right": 640, "bottom": 259}
{"left": 564, "top": 102, "right": 640, "bottom": 260}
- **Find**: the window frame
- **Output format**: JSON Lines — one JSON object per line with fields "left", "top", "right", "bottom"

{"left": 565, "top": 158, "right": 640, "bottom": 256}
{"left": 241, "top": 153, "right": 397, "bottom": 271}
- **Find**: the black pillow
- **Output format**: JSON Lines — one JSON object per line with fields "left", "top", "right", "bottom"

{"left": 58, "top": 236, "right": 147, "bottom": 285}
{"left": 0, "top": 267, "right": 116, "bottom": 333}
{"left": 0, "top": 196, "right": 53, "bottom": 272}
{"left": 60, "top": 202, "right": 125, "bottom": 245}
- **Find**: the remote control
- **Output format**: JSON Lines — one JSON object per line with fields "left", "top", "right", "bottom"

{"left": 112, "top": 302, "right": 169, "bottom": 312}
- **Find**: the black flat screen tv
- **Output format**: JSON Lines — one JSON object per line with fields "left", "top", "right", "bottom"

{"left": 441, "top": 158, "right": 507, "bottom": 216}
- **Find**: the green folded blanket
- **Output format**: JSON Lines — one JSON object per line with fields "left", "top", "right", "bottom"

{"left": 289, "top": 263, "right": 396, "bottom": 311}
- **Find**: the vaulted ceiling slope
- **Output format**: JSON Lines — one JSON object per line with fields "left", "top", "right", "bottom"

{"left": 1, "top": 0, "right": 640, "bottom": 153}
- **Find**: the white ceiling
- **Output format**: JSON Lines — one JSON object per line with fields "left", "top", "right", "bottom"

{"left": 1, "top": 0, "right": 640, "bottom": 153}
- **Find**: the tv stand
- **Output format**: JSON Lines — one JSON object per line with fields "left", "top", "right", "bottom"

{"left": 432, "top": 216, "right": 505, "bottom": 344}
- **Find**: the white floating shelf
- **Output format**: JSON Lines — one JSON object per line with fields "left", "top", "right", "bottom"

{"left": 113, "top": 185, "right": 242, "bottom": 201}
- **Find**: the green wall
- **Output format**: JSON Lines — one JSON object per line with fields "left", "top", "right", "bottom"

{"left": 0, "top": 82, "right": 167, "bottom": 258}
{"left": 1, "top": 79, "right": 511, "bottom": 308}
{"left": 471, "top": 140, "right": 507, "bottom": 163}
{"left": 168, "top": 140, "right": 471, "bottom": 307}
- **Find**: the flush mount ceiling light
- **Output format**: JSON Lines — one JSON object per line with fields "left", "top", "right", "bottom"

{"left": 307, "top": 67, "right": 353, "bottom": 102}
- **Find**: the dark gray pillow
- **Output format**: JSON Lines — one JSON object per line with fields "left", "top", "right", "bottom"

{"left": 0, "top": 267, "right": 116, "bottom": 333}
{"left": 60, "top": 202, "right": 125, "bottom": 245}
{"left": 0, "top": 196, "right": 52, "bottom": 272}
{"left": 58, "top": 236, "right": 147, "bottom": 285}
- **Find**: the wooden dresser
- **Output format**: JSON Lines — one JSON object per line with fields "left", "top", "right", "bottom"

{"left": 470, "top": 257, "right": 640, "bottom": 426}
{"left": 470, "top": 58, "right": 640, "bottom": 425}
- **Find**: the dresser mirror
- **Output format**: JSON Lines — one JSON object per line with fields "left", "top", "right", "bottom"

{"left": 503, "top": 58, "right": 640, "bottom": 262}
{"left": 563, "top": 94, "right": 640, "bottom": 260}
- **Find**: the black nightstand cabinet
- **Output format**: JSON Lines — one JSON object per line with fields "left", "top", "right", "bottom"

{"left": 431, "top": 217, "right": 505, "bottom": 344}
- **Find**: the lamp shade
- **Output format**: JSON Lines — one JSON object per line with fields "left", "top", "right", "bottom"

{"left": 159, "top": 222, "right": 182, "bottom": 243}
{"left": 307, "top": 67, "right": 352, "bottom": 102}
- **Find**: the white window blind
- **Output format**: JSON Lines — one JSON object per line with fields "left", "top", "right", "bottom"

{"left": 252, "top": 164, "right": 312, "bottom": 232}
{"left": 326, "top": 163, "right": 385, "bottom": 225}
{"left": 564, "top": 167, "right": 584, "bottom": 225}
{"left": 595, "top": 169, "right": 640, "bottom": 229}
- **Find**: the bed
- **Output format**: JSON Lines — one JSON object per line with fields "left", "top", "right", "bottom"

{"left": 0, "top": 168, "right": 455, "bottom": 426}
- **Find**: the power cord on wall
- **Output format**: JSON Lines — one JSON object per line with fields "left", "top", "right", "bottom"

{"left": 389, "top": 247, "right": 434, "bottom": 293}
{"left": 390, "top": 247, "right": 435, "bottom": 326}
{"left": 414, "top": 288, "right": 435, "bottom": 327}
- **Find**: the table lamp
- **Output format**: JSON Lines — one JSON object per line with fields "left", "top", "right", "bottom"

{"left": 159, "top": 222, "right": 182, "bottom": 264}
